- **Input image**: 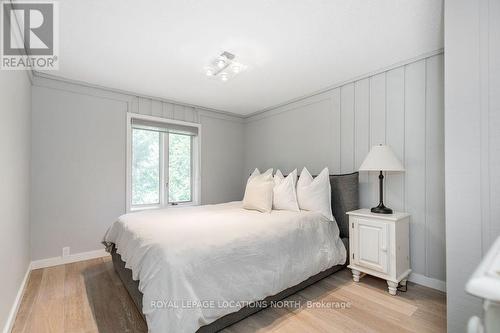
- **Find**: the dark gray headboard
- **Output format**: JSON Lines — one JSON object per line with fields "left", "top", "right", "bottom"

{"left": 329, "top": 172, "right": 359, "bottom": 239}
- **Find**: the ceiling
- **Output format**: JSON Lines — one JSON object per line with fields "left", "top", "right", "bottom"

{"left": 43, "top": 0, "right": 443, "bottom": 115}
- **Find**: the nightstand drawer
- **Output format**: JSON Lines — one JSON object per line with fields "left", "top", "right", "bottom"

{"left": 352, "top": 217, "right": 389, "bottom": 274}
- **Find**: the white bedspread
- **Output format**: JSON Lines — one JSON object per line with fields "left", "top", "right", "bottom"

{"left": 103, "top": 201, "right": 346, "bottom": 333}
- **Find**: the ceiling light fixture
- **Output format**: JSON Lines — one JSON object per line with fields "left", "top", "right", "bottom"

{"left": 205, "top": 51, "right": 246, "bottom": 82}
{"left": 217, "top": 59, "right": 226, "bottom": 68}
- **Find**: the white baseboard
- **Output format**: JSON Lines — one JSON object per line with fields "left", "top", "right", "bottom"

{"left": 31, "top": 249, "right": 109, "bottom": 270}
{"left": 3, "top": 264, "right": 31, "bottom": 333}
{"left": 408, "top": 272, "right": 446, "bottom": 292}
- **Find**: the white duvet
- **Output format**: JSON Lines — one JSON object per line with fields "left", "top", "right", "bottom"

{"left": 103, "top": 201, "right": 346, "bottom": 333}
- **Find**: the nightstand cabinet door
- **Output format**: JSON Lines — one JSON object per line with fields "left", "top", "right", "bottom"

{"left": 352, "top": 217, "right": 389, "bottom": 274}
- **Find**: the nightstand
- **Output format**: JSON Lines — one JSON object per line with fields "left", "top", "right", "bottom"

{"left": 347, "top": 209, "right": 411, "bottom": 295}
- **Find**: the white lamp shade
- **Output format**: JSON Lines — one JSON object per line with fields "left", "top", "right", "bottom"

{"left": 359, "top": 145, "right": 405, "bottom": 172}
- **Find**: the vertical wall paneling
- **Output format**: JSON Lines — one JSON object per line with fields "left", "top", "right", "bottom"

{"left": 151, "top": 100, "right": 163, "bottom": 117}
{"left": 369, "top": 73, "right": 387, "bottom": 146}
{"left": 330, "top": 89, "right": 341, "bottom": 173}
{"left": 0, "top": 68, "right": 31, "bottom": 333}
{"left": 489, "top": 0, "right": 500, "bottom": 246}
{"left": 193, "top": 108, "right": 200, "bottom": 123}
{"left": 425, "top": 55, "right": 446, "bottom": 280}
{"left": 354, "top": 79, "right": 371, "bottom": 208}
{"left": 128, "top": 99, "right": 201, "bottom": 125}
{"left": 244, "top": 53, "right": 445, "bottom": 282}
{"left": 138, "top": 97, "right": 152, "bottom": 115}
{"left": 369, "top": 73, "right": 386, "bottom": 204}
{"left": 479, "top": 0, "right": 491, "bottom": 255}
{"left": 163, "top": 102, "right": 174, "bottom": 119}
{"left": 444, "top": 0, "right": 500, "bottom": 328}
{"left": 173, "top": 104, "right": 185, "bottom": 120}
{"left": 340, "top": 84, "right": 355, "bottom": 173}
{"left": 404, "top": 59, "right": 427, "bottom": 275}
{"left": 385, "top": 67, "right": 405, "bottom": 213}
{"left": 130, "top": 97, "right": 139, "bottom": 114}
{"left": 184, "top": 107, "right": 195, "bottom": 122}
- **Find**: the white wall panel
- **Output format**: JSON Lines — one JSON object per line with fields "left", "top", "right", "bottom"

{"left": 331, "top": 89, "right": 341, "bottom": 174}
{"left": 184, "top": 106, "right": 196, "bottom": 122}
{"left": 425, "top": 55, "right": 445, "bottom": 281}
{"left": 0, "top": 70, "right": 31, "bottom": 332}
{"left": 369, "top": 73, "right": 387, "bottom": 206}
{"left": 488, "top": 0, "right": 500, "bottom": 248}
{"left": 444, "top": 0, "right": 500, "bottom": 329}
{"left": 243, "top": 120, "right": 268, "bottom": 173}
{"left": 130, "top": 97, "right": 139, "bottom": 114}
{"left": 404, "top": 60, "right": 427, "bottom": 276}
{"left": 200, "top": 115, "right": 245, "bottom": 205}
{"left": 340, "top": 84, "right": 355, "bottom": 173}
{"left": 163, "top": 102, "right": 174, "bottom": 119}
{"left": 138, "top": 97, "right": 152, "bottom": 115}
{"left": 151, "top": 100, "right": 163, "bottom": 117}
{"left": 173, "top": 104, "right": 184, "bottom": 120}
{"left": 354, "top": 79, "right": 371, "bottom": 208}
{"left": 31, "top": 88, "right": 127, "bottom": 260}
{"left": 245, "top": 94, "right": 336, "bottom": 176}
{"left": 193, "top": 108, "right": 200, "bottom": 123}
{"left": 385, "top": 67, "right": 405, "bottom": 213}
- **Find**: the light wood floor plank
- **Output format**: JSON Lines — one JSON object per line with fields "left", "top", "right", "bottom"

{"left": 296, "top": 283, "right": 412, "bottom": 333}
{"left": 12, "top": 259, "right": 446, "bottom": 332}
{"left": 11, "top": 269, "right": 43, "bottom": 333}
{"left": 64, "top": 259, "right": 99, "bottom": 333}
{"left": 327, "top": 274, "right": 418, "bottom": 316}
{"left": 280, "top": 293, "right": 374, "bottom": 333}
{"left": 25, "top": 265, "right": 66, "bottom": 333}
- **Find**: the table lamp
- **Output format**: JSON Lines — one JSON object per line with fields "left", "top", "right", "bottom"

{"left": 359, "top": 144, "right": 405, "bottom": 214}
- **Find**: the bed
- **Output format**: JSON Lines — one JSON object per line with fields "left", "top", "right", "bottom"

{"left": 103, "top": 172, "right": 358, "bottom": 333}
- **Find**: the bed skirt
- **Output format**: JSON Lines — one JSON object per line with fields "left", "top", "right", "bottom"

{"left": 110, "top": 238, "right": 348, "bottom": 332}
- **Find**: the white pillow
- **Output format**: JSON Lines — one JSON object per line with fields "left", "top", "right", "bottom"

{"left": 273, "top": 169, "right": 299, "bottom": 211}
{"left": 296, "top": 167, "right": 333, "bottom": 220}
{"left": 248, "top": 168, "right": 273, "bottom": 182}
{"left": 243, "top": 170, "right": 274, "bottom": 213}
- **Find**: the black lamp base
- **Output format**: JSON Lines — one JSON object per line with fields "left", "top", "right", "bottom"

{"left": 371, "top": 204, "right": 393, "bottom": 214}
{"left": 370, "top": 171, "right": 394, "bottom": 214}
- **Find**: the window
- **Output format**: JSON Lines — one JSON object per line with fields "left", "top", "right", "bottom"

{"left": 127, "top": 114, "right": 200, "bottom": 211}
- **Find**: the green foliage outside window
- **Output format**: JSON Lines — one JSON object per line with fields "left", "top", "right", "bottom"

{"left": 132, "top": 129, "right": 160, "bottom": 205}
{"left": 168, "top": 133, "right": 192, "bottom": 202}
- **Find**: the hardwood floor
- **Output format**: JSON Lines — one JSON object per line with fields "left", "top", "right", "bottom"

{"left": 12, "top": 257, "right": 446, "bottom": 333}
